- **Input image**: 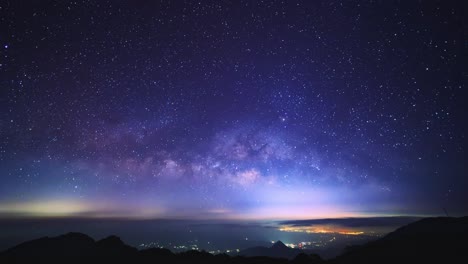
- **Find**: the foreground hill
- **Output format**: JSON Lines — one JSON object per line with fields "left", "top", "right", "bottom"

{"left": 331, "top": 216, "right": 468, "bottom": 264}
{"left": 1, "top": 217, "right": 467, "bottom": 264}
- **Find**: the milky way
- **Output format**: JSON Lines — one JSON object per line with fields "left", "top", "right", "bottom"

{"left": 0, "top": 1, "right": 466, "bottom": 219}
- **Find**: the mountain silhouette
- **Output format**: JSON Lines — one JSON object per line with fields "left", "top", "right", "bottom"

{"left": 2, "top": 232, "right": 96, "bottom": 258}
{"left": 95, "top": 235, "right": 138, "bottom": 257}
{"left": 1, "top": 217, "right": 467, "bottom": 264}
{"left": 238, "top": 240, "right": 304, "bottom": 259}
{"left": 331, "top": 216, "right": 468, "bottom": 264}
{"left": 0, "top": 232, "right": 139, "bottom": 263}
{"left": 271, "top": 241, "right": 288, "bottom": 250}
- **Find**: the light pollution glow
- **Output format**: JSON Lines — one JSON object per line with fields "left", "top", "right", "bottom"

{"left": 0, "top": 199, "right": 373, "bottom": 220}
{"left": 278, "top": 224, "right": 365, "bottom": 235}
{"left": 0, "top": 179, "right": 393, "bottom": 220}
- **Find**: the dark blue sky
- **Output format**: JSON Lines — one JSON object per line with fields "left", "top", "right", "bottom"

{"left": 0, "top": 0, "right": 466, "bottom": 219}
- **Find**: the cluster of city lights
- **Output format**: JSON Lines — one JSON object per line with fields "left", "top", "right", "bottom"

{"left": 278, "top": 225, "right": 364, "bottom": 235}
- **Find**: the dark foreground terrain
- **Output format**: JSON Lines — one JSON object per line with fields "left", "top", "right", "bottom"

{"left": 1, "top": 217, "right": 467, "bottom": 264}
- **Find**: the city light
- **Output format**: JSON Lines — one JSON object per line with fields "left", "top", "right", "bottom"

{"left": 278, "top": 224, "right": 364, "bottom": 235}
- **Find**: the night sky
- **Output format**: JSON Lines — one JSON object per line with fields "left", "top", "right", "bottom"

{"left": 0, "top": 1, "right": 466, "bottom": 220}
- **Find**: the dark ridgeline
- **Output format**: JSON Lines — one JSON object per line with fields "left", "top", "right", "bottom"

{"left": 330, "top": 216, "right": 468, "bottom": 264}
{"left": 238, "top": 240, "right": 306, "bottom": 259}
{"left": 1, "top": 217, "right": 467, "bottom": 264}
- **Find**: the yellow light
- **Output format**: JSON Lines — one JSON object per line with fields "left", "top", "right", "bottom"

{"left": 278, "top": 224, "right": 364, "bottom": 235}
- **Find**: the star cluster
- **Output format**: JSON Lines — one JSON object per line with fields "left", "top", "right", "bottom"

{"left": 0, "top": 1, "right": 466, "bottom": 219}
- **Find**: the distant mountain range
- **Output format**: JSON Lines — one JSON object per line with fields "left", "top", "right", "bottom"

{"left": 1, "top": 217, "right": 467, "bottom": 264}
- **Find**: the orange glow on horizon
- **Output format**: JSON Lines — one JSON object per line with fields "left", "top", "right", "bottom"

{"left": 278, "top": 224, "right": 365, "bottom": 235}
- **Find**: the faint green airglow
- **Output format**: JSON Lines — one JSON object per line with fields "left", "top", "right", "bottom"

{"left": 0, "top": 200, "right": 91, "bottom": 217}
{"left": 0, "top": 199, "right": 165, "bottom": 219}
